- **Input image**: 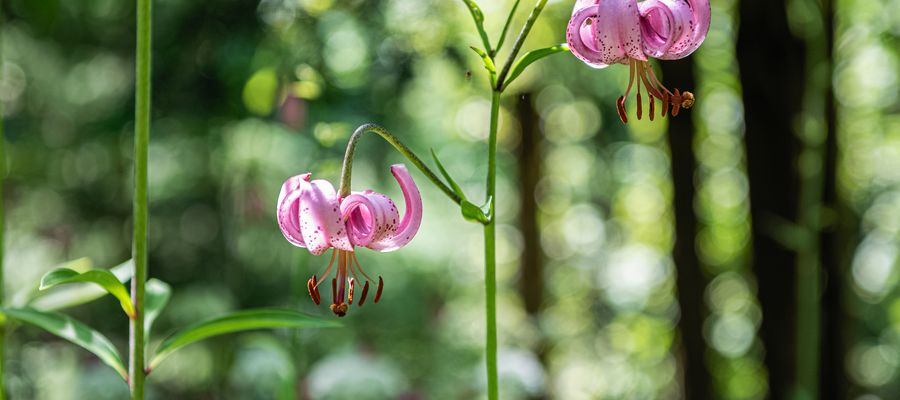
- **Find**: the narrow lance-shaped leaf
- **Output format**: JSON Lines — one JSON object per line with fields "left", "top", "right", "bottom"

{"left": 0, "top": 307, "right": 127, "bottom": 380}
{"left": 148, "top": 308, "right": 339, "bottom": 371}
{"left": 460, "top": 0, "right": 492, "bottom": 53}
{"left": 502, "top": 44, "right": 570, "bottom": 89}
{"left": 12, "top": 257, "right": 94, "bottom": 307}
{"left": 431, "top": 149, "right": 467, "bottom": 201}
{"left": 30, "top": 260, "right": 133, "bottom": 312}
{"left": 39, "top": 268, "right": 135, "bottom": 318}
{"left": 144, "top": 278, "right": 171, "bottom": 346}
{"left": 470, "top": 46, "right": 498, "bottom": 87}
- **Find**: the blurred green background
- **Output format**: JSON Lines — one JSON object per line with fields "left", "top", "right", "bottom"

{"left": 1, "top": 0, "right": 899, "bottom": 399}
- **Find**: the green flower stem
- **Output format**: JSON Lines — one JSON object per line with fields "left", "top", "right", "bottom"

{"left": 0, "top": 5, "right": 6, "bottom": 396}
{"left": 130, "top": 0, "right": 152, "bottom": 398}
{"left": 495, "top": 0, "right": 548, "bottom": 91}
{"left": 484, "top": 90, "right": 501, "bottom": 400}
{"left": 338, "top": 123, "right": 462, "bottom": 204}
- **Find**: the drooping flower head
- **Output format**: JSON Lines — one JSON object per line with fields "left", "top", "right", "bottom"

{"left": 277, "top": 164, "right": 423, "bottom": 316}
{"left": 567, "top": 0, "right": 710, "bottom": 123}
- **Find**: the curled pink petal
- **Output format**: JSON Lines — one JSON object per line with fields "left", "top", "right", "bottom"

{"left": 566, "top": 0, "right": 646, "bottom": 67}
{"left": 366, "top": 164, "right": 422, "bottom": 252}
{"left": 298, "top": 179, "right": 352, "bottom": 255}
{"left": 340, "top": 191, "right": 400, "bottom": 248}
{"left": 567, "top": 6, "right": 609, "bottom": 68}
{"left": 639, "top": 0, "right": 710, "bottom": 60}
{"left": 277, "top": 173, "right": 311, "bottom": 248}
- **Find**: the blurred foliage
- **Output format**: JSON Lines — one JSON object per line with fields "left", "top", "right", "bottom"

{"left": 0, "top": 0, "right": 898, "bottom": 399}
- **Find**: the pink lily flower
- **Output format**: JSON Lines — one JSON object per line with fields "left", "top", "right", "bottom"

{"left": 566, "top": 0, "right": 710, "bottom": 123}
{"left": 276, "top": 164, "right": 423, "bottom": 316}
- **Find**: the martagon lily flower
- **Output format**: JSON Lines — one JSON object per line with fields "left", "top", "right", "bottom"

{"left": 567, "top": 0, "right": 710, "bottom": 123}
{"left": 276, "top": 164, "right": 423, "bottom": 317}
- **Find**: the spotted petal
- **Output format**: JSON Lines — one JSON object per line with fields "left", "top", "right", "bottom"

{"left": 277, "top": 173, "right": 312, "bottom": 248}
{"left": 567, "top": 0, "right": 646, "bottom": 68}
{"left": 638, "top": 0, "right": 710, "bottom": 60}
{"left": 297, "top": 179, "right": 353, "bottom": 255}
{"left": 341, "top": 190, "right": 400, "bottom": 248}
{"left": 365, "top": 164, "right": 423, "bottom": 252}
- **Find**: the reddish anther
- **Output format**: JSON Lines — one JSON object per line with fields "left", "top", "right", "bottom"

{"left": 374, "top": 277, "right": 384, "bottom": 304}
{"left": 616, "top": 96, "right": 628, "bottom": 124}
{"left": 348, "top": 278, "right": 355, "bottom": 305}
{"left": 662, "top": 92, "right": 670, "bottom": 117}
{"left": 636, "top": 91, "right": 643, "bottom": 121}
{"left": 358, "top": 281, "right": 370, "bottom": 306}
{"left": 307, "top": 274, "right": 320, "bottom": 305}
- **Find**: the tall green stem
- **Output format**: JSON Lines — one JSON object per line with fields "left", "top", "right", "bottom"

{"left": 484, "top": 90, "right": 501, "bottom": 400}
{"left": 0, "top": 4, "right": 6, "bottom": 396}
{"left": 130, "top": 0, "right": 152, "bottom": 398}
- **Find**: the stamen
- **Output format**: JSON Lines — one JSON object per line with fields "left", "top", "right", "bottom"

{"left": 624, "top": 59, "right": 636, "bottom": 98}
{"left": 649, "top": 96, "right": 655, "bottom": 122}
{"left": 638, "top": 63, "right": 666, "bottom": 100}
{"left": 307, "top": 274, "right": 320, "bottom": 305}
{"left": 636, "top": 90, "right": 643, "bottom": 121}
{"left": 348, "top": 278, "right": 355, "bottom": 305}
{"left": 358, "top": 281, "right": 370, "bottom": 306}
{"left": 374, "top": 276, "right": 384, "bottom": 303}
{"left": 662, "top": 92, "right": 670, "bottom": 118}
{"left": 646, "top": 64, "right": 673, "bottom": 98}
{"left": 357, "top": 281, "right": 369, "bottom": 307}
{"left": 616, "top": 96, "right": 628, "bottom": 124}
{"left": 314, "top": 249, "right": 338, "bottom": 289}
{"left": 351, "top": 252, "right": 376, "bottom": 283}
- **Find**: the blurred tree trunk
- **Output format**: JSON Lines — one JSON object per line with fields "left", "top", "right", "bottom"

{"left": 819, "top": 0, "right": 853, "bottom": 397}
{"left": 736, "top": 0, "right": 806, "bottom": 398}
{"left": 661, "top": 59, "right": 710, "bottom": 400}
{"left": 515, "top": 93, "right": 548, "bottom": 400}
{"left": 517, "top": 93, "right": 543, "bottom": 317}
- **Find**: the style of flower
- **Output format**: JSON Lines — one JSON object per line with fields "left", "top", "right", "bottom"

{"left": 276, "top": 164, "right": 423, "bottom": 317}
{"left": 566, "top": 0, "right": 710, "bottom": 123}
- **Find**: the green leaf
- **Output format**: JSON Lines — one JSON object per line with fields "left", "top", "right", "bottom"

{"left": 431, "top": 149, "right": 467, "bottom": 201}
{"left": 469, "top": 46, "right": 498, "bottom": 87}
{"left": 503, "top": 44, "right": 570, "bottom": 89}
{"left": 12, "top": 257, "right": 94, "bottom": 306}
{"left": 144, "top": 278, "right": 172, "bottom": 344}
{"left": 40, "top": 268, "right": 135, "bottom": 318}
{"left": 460, "top": 0, "right": 492, "bottom": 53}
{"left": 461, "top": 200, "right": 489, "bottom": 224}
{"left": 30, "top": 260, "right": 133, "bottom": 312}
{"left": 0, "top": 307, "right": 127, "bottom": 380}
{"left": 149, "top": 308, "right": 339, "bottom": 371}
